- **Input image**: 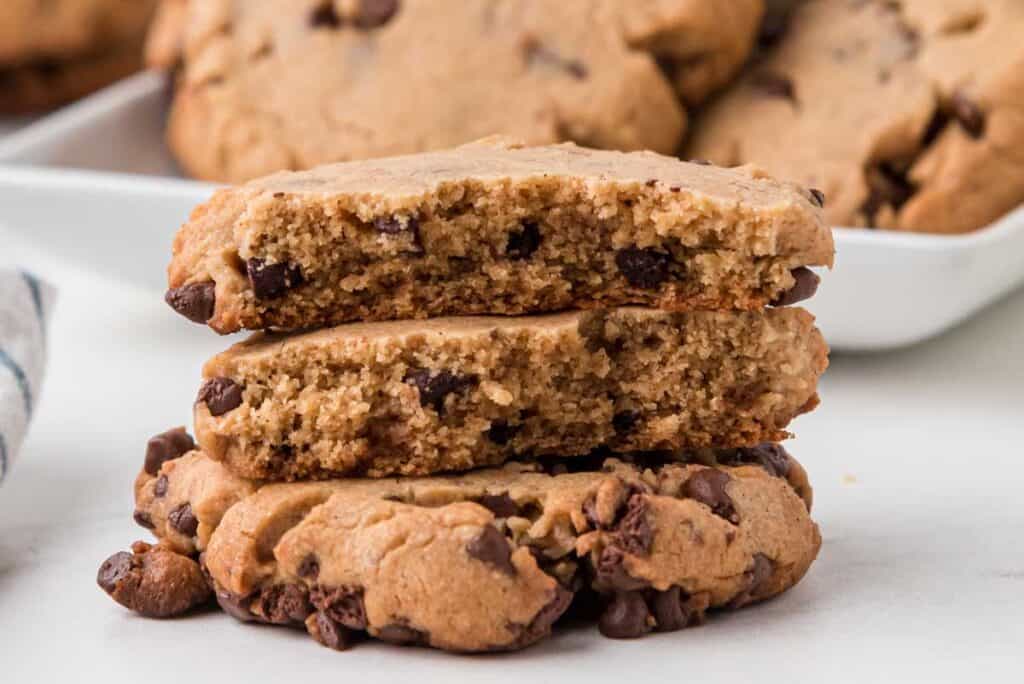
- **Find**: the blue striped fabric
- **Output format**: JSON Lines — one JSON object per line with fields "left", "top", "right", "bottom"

{"left": 0, "top": 348, "right": 32, "bottom": 418}
{"left": 21, "top": 271, "right": 46, "bottom": 340}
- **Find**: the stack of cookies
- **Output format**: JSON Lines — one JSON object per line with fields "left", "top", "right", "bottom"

{"left": 98, "top": 138, "right": 833, "bottom": 652}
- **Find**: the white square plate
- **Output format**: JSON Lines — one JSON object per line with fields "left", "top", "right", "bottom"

{"left": 1, "top": 72, "right": 1023, "bottom": 351}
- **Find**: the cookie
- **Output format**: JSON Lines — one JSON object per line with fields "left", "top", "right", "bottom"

{"left": 165, "top": 138, "right": 833, "bottom": 333}
{"left": 148, "top": 0, "right": 765, "bottom": 182}
{"left": 192, "top": 306, "right": 827, "bottom": 481}
{"left": 97, "top": 540, "right": 212, "bottom": 618}
{"left": 118, "top": 442, "right": 819, "bottom": 651}
{"left": 0, "top": 0, "right": 156, "bottom": 113}
{"left": 687, "top": 0, "right": 1024, "bottom": 234}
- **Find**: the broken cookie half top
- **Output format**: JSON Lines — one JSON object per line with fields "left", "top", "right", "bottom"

{"left": 166, "top": 137, "right": 834, "bottom": 333}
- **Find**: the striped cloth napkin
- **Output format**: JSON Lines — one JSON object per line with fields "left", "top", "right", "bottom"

{"left": 0, "top": 270, "right": 54, "bottom": 484}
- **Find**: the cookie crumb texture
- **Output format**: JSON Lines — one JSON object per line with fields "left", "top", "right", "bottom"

{"left": 193, "top": 307, "right": 827, "bottom": 480}
{"left": 688, "top": 0, "right": 1024, "bottom": 234}
{"left": 123, "top": 446, "right": 820, "bottom": 652}
{"left": 151, "top": 0, "right": 765, "bottom": 182}
{"left": 167, "top": 138, "right": 832, "bottom": 333}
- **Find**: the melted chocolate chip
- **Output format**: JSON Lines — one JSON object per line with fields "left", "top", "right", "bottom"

{"left": 771, "top": 267, "right": 820, "bottom": 306}
{"left": 309, "top": 611, "right": 356, "bottom": 650}
{"left": 509, "top": 586, "right": 573, "bottom": 649}
{"left": 97, "top": 551, "right": 133, "bottom": 595}
{"left": 752, "top": 72, "right": 796, "bottom": 102}
{"left": 164, "top": 282, "right": 216, "bottom": 324}
{"left": 651, "top": 586, "right": 707, "bottom": 632}
{"left": 403, "top": 368, "right": 478, "bottom": 414}
{"left": 144, "top": 427, "right": 196, "bottom": 475}
{"left": 598, "top": 591, "right": 652, "bottom": 639}
{"left": 485, "top": 419, "right": 520, "bottom": 446}
{"left": 466, "top": 525, "right": 516, "bottom": 576}
{"left": 154, "top": 475, "right": 169, "bottom": 498}
{"left": 476, "top": 492, "right": 518, "bottom": 518}
{"left": 809, "top": 188, "right": 826, "bottom": 208}
{"left": 197, "top": 377, "right": 243, "bottom": 417}
{"left": 683, "top": 469, "right": 738, "bottom": 523}
{"left": 506, "top": 221, "right": 542, "bottom": 260}
{"left": 297, "top": 553, "right": 320, "bottom": 580}
{"left": 354, "top": 0, "right": 400, "bottom": 29}
{"left": 951, "top": 90, "right": 985, "bottom": 138}
{"left": 377, "top": 622, "right": 428, "bottom": 646}
{"left": 595, "top": 546, "right": 647, "bottom": 591}
{"left": 862, "top": 162, "right": 915, "bottom": 223}
{"left": 133, "top": 510, "right": 154, "bottom": 529}
{"left": 311, "top": 585, "right": 368, "bottom": 630}
{"left": 168, "top": 503, "right": 199, "bottom": 537}
{"left": 730, "top": 554, "right": 776, "bottom": 607}
{"left": 725, "top": 443, "right": 792, "bottom": 477}
{"left": 615, "top": 248, "right": 671, "bottom": 289}
{"left": 616, "top": 495, "right": 653, "bottom": 556}
{"left": 258, "top": 584, "right": 312, "bottom": 624}
{"left": 246, "top": 258, "right": 304, "bottom": 300}
{"left": 310, "top": 2, "right": 341, "bottom": 28}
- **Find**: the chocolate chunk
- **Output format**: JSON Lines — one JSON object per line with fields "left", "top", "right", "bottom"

{"left": 297, "top": 553, "right": 320, "bottom": 580}
{"left": 951, "top": 90, "right": 985, "bottom": 138}
{"left": 477, "top": 492, "right": 518, "bottom": 518}
{"left": 310, "top": 2, "right": 341, "bottom": 28}
{"left": 403, "top": 368, "right": 478, "bottom": 414}
{"left": 508, "top": 585, "right": 573, "bottom": 649}
{"left": 97, "top": 546, "right": 212, "bottom": 618}
{"left": 595, "top": 546, "right": 647, "bottom": 591}
{"left": 485, "top": 419, "right": 520, "bottom": 446}
{"left": 651, "top": 586, "right": 708, "bottom": 632}
{"left": 258, "top": 584, "right": 311, "bottom": 624}
{"left": 354, "top": 0, "right": 400, "bottom": 29}
{"left": 311, "top": 585, "right": 368, "bottom": 630}
{"left": 616, "top": 494, "right": 653, "bottom": 556}
{"left": 752, "top": 72, "right": 796, "bottom": 101}
{"left": 154, "top": 475, "right": 169, "bottom": 498}
{"left": 730, "top": 554, "right": 776, "bottom": 608}
{"left": 809, "top": 188, "right": 826, "bottom": 208}
{"left": 246, "top": 258, "right": 304, "bottom": 300}
{"left": 377, "top": 622, "right": 428, "bottom": 646}
{"left": 164, "top": 282, "right": 216, "bottom": 324}
{"left": 133, "top": 510, "right": 155, "bottom": 529}
{"left": 598, "top": 591, "right": 652, "bottom": 639}
{"left": 615, "top": 248, "right": 671, "bottom": 289}
{"left": 612, "top": 410, "right": 640, "bottom": 435}
{"left": 727, "top": 443, "right": 792, "bottom": 477}
{"left": 862, "top": 162, "right": 915, "bottom": 223}
{"left": 374, "top": 215, "right": 419, "bottom": 235}
{"left": 168, "top": 503, "right": 199, "bottom": 537}
{"left": 466, "top": 525, "right": 516, "bottom": 576}
{"left": 506, "top": 221, "right": 542, "bottom": 260}
{"left": 144, "top": 426, "right": 196, "bottom": 475}
{"left": 771, "top": 267, "right": 820, "bottom": 306}
{"left": 683, "top": 469, "right": 738, "bottom": 523}
{"left": 197, "top": 377, "right": 243, "bottom": 416}
{"left": 308, "top": 612, "right": 356, "bottom": 650}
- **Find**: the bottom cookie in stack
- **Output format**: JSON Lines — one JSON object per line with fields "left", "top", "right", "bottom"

{"left": 98, "top": 430, "right": 820, "bottom": 653}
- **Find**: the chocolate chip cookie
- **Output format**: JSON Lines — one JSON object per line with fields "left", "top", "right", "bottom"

{"left": 192, "top": 306, "right": 827, "bottom": 481}
{"left": 0, "top": 0, "right": 157, "bottom": 113}
{"left": 148, "top": 0, "right": 765, "bottom": 182}
{"left": 166, "top": 138, "right": 833, "bottom": 333}
{"left": 687, "top": 0, "right": 1024, "bottom": 234}
{"left": 112, "top": 441, "right": 820, "bottom": 651}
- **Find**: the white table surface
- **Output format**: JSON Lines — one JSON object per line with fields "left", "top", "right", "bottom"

{"left": 1, "top": 230, "right": 1022, "bottom": 682}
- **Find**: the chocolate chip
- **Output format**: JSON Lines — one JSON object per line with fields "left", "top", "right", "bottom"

{"left": 197, "top": 377, "right": 243, "bottom": 417}
{"left": 730, "top": 554, "right": 776, "bottom": 607}
{"left": 526, "top": 42, "right": 587, "bottom": 79}
{"left": 374, "top": 215, "right": 418, "bottom": 235}
{"left": 758, "top": 6, "right": 791, "bottom": 49}
{"left": 354, "top": 0, "right": 400, "bottom": 29}
{"left": 615, "top": 248, "right": 671, "bottom": 289}
{"left": 308, "top": 611, "right": 356, "bottom": 650}
{"left": 310, "top": 585, "right": 368, "bottom": 630}
{"left": 616, "top": 495, "right": 653, "bottom": 556}
{"left": 144, "top": 426, "right": 196, "bottom": 475}
{"left": 612, "top": 410, "right": 640, "bottom": 435}
{"left": 310, "top": 2, "right": 341, "bottom": 28}
{"left": 377, "top": 622, "right": 427, "bottom": 646}
{"left": 598, "top": 591, "right": 652, "bottom": 639}
{"left": 257, "top": 584, "right": 311, "bottom": 624}
{"left": 476, "top": 492, "right": 518, "bottom": 518}
{"left": 506, "top": 221, "right": 542, "bottom": 260}
{"left": 164, "top": 282, "right": 215, "bottom": 324}
{"left": 133, "top": 510, "right": 155, "bottom": 529}
{"left": 951, "top": 90, "right": 985, "bottom": 138}
{"left": 683, "top": 469, "right": 738, "bottom": 523}
{"left": 297, "top": 553, "right": 320, "bottom": 580}
{"left": 862, "top": 162, "right": 915, "bottom": 223}
{"left": 651, "top": 586, "right": 707, "bottom": 632}
{"left": 809, "top": 188, "right": 826, "bottom": 208}
{"left": 485, "top": 420, "right": 520, "bottom": 446}
{"left": 97, "top": 546, "right": 212, "bottom": 618}
{"left": 725, "top": 443, "right": 791, "bottom": 477}
{"left": 246, "top": 258, "right": 304, "bottom": 300}
{"left": 154, "top": 475, "right": 169, "bottom": 498}
{"left": 771, "top": 266, "right": 820, "bottom": 306}
{"left": 168, "top": 503, "right": 199, "bottom": 537}
{"left": 509, "top": 586, "right": 573, "bottom": 649}
{"left": 466, "top": 525, "right": 516, "bottom": 576}
{"left": 595, "top": 546, "right": 646, "bottom": 591}
{"left": 403, "top": 368, "right": 478, "bottom": 415}
{"left": 752, "top": 72, "right": 796, "bottom": 101}
{"left": 645, "top": 179, "right": 658, "bottom": 188}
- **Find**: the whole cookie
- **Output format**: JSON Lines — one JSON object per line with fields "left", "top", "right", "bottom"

{"left": 687, "top": 0, "right": 1024, "bottom": 234}
{"left": 117, "top": 442, "right": 820, "bottom": 651}
{"left": 148, "top": 0, "right": 765, "bottom": 182}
